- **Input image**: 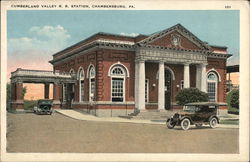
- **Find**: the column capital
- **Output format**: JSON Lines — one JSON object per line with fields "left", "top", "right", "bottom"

{"left": 159, "top": 61, "right": 164, "bottom": 64}
{"left": 135, "top": 59, "right": 145, "bottom": 64}
{"left": 183, "top": 62, "right": 190, "bottom": 66}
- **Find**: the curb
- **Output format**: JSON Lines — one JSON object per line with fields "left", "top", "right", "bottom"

{"left": 55, "top": 110, "right": 239, "bottom": 128}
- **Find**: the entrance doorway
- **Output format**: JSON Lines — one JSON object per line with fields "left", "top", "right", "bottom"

{"left": 165, "top": 69, "right": 172, "bottom": 110}
{"left": 65, "top": 83, "right": 75, "bottom": 109}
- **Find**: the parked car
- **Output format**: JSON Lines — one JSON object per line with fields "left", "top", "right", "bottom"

{"left": 33, "top": 99, "right": 53, "bottom": 115}
{"left": 166, "top": 102, "right": 221, "bottom": 130}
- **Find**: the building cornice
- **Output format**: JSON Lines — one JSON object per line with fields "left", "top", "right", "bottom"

{"left": 207, "top": 52, "right": 232, "bottom": 59}
{"left": 50, "top": 40, "right": 135, "bottom": 65}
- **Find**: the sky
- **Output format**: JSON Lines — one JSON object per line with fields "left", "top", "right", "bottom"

{"left": 7, "top": 10, "right": 239, "bottom": 81}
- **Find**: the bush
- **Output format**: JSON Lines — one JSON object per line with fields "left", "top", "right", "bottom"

{"left": 175, "top": 88, "right": 208, "bottom": 106}
{"left": 24, "top": 100, "right": 37, "bottom": 110}
{"left": 227, "top": 89, "right": 239, "bottom": 110}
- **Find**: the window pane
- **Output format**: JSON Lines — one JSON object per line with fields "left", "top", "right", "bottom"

{"left": 112, "top": 78, "right": 124, "bottom": 102}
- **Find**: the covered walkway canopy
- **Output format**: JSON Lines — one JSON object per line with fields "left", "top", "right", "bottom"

{"left": 10, "top": 68, "right": 75, "bottom": 110}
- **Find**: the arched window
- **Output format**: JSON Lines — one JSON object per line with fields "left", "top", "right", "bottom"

{"left": 110, "top": 65, "right": 127, "bottom": 102}
{"left": 88, "top": 66, "right": 95, "bottom": 101}
{"left": 78, "top": 68, "right": 84, "bottom": 102}
{"left": 207, "top": 72, "right": 218, "bottom": 102}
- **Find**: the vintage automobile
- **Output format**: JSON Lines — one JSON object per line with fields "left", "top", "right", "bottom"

{"left": 33, "top": 99, "right": 53, "bottom": 115}
{"left": 166, "top": 102, "right": 221, "bottom": 130}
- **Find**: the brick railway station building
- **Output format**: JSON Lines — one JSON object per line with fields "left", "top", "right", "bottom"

{"left": 10, "top": 24, "right": 232, "bottom": 117}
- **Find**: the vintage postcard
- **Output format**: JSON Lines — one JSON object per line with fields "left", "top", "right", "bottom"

{"left": 1, "top": 0, "right": 249, "bottom": 161}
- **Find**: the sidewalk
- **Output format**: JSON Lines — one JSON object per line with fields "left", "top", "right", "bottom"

{"left": 55, "top": 109, "right": 239, "bottom": 128}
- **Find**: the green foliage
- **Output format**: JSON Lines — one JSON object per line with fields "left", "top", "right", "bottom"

{"left": 22, "top": 86, "right": 27, "bottom": 98}
{"left": 175, "top": 88, "right": 209, "bottom": 106}
{"left": 227, "top": 89, "right": 239, "bottom": 110}
{"left": 24, "top": 100, "right": 37, "bottom": 110}
{"left": 6, "top": 83, "right": 11, "bottom": 110}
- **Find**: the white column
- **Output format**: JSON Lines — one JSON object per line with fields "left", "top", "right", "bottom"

{"left": 138, "top": 60, "right": 145, "bottom": 110}
{"left": 134, "top": 62, "right": 139, "bottom": 109}
{"left": 196, "top": 64, "right": 201, "bottom": 90}
{"left": 183, "top": 63, "right": 190, "bottom": 88}
{"left": 200, "top": 63, "right": 207, "bottom": 92}
{"left": 158, "top": 62, "right": 165, "bottom": 110}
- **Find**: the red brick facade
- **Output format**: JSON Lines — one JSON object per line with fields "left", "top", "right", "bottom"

{"left": 47, "top": 24, "right": 231, "bottom": 115}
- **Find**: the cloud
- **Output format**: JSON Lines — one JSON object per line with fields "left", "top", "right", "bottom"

{"left": 120, "top": 32, "right": 139, "bottom": 37}
{"left": 7, "top": 25, "right": 70, "bottom": 81}
{"left": 8, "top": 25, "right": 70, "bottom": 53}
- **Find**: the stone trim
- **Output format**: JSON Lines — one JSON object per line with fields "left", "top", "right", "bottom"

{"left": 207, "top": 53, "right": 232, "bottom": 59}
{"left": 136, "top": 47, "right": 208, "bottom": 64}
{"left": 72, "top": 101, "right": 135, "bottom": 105}
{"left": 50, "top": 40, "right": 135, "bottom": 64}
{"left": 206, "top": 68, "right": 222, "bottom": 82}
{"left": 138, "top": 24, "right": 211, "bottom": 50}
{"left": 108, "top": 61, "right": 130, "bottom": 77}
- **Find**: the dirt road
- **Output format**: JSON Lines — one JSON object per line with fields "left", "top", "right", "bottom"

{"left": 6, "top": 112, "right": 239, "bottom": 153}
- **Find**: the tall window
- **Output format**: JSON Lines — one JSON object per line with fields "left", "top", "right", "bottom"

{"left": 89, "top": 66, "right": 95, "bottom": 101}
{"left": 79, "top": 68, "right": 84, "bottom": 102}
{"left": 207, "top": 72, "right": 218, "bottom": 102}
{"left": 110, "top": 66, "right": 126, "bottom": 102}
{"left": 63, "top": 84, "right": 67, "bottom": 102}
{"left": 145, "top": 79, "right": 149, "bottom": 102}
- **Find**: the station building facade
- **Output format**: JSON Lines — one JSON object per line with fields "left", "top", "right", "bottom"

{"left": 11, "top": 24, "right": 231, "bottom": 117}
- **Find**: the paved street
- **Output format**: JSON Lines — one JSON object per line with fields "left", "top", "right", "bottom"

{"left": 7, "top": 112, "right": 239, "bottom": 153}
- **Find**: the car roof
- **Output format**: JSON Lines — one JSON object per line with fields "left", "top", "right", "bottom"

{"left": 184, "top": 102, "right": 227, "bottom": 106}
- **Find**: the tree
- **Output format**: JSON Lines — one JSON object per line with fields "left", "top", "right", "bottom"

{"left": 175, "top": 88, "right": 209, "bottom": 106}
{"left": 6, "top": 83, "right": 11, "bottom": 110}
{"left": 227, "top": 89, "right": 239, "bottom": 109}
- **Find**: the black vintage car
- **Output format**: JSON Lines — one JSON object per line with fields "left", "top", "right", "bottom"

{"left": 166, "top": 102, "right": 222, "bottom": 130}
{"left": 33, "top": 99, "right": 53, "bottom": 115}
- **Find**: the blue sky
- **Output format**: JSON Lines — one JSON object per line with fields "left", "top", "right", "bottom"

{"left": 7, "top": 10, "right": 239, "bottom": 78}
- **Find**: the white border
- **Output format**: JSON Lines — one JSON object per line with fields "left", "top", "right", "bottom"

{"left": 1, "top": 1, "right": 249, "bottom": 162}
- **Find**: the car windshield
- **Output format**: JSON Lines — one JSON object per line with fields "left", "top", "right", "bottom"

{"left": 183, "top": 106, "right": 200, "bottom": 112}
{"left": 38, "top": 100, "right": 53, "bottom": 105}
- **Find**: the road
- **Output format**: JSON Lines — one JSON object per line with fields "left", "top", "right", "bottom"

{"left": 6, "top": 112, "right": 239, "bottom": 153}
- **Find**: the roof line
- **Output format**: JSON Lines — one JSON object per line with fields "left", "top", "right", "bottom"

{"left": 53, "top": 32, "right": 146, "bottom": 57}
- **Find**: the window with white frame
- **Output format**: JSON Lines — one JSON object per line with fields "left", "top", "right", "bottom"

{"left": 145, "top": 79, "right": 149, "bottom": 102}
{"left": 89, "top": 66, "right": 95, "bottom": 101}
{"left": 63, "top": 84, "right": 67, "bottom": 102}
{"left": 79, "top": 68, "right": 84, "bottom": 102}
{"left": 207, "top": 72, "right": 218, "bottom": 102}
{"left": 110, "top": 66, "right": 126, "bottom": 102}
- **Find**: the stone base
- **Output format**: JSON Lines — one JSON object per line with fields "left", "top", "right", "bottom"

{"left": 218, "top": 109, "right": 228, "bottom": 116}
{"left": 11, "top": 101, "right": 24, "bottom": 110}
{"left": 80, "top": 108, "right": 134, "bottom": 117}
{"left": 53, "top": 104, "right": 61, "bottom": 109}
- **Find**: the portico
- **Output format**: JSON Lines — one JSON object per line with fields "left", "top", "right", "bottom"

{"left": 134, "top": 46, "right": 208, "bottom": 110}
{"left": 10, "top": 68, "right": 75, "bottom": 110}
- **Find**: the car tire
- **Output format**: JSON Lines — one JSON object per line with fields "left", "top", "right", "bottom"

{"left": 209, "top": 117, "right": 218, "bottom": 128}
{"left": 195, "top": 123, "right": 203, "bottom": 128}
{"left": 167, "top": 121, "right": 176, "bottom": 129}
{"left": 181, "top": 118, "right": 191, "bottom": 130}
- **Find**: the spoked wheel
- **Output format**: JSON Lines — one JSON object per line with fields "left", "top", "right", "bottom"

{"left": 181, "top": 118, "right": 191, "bottom": 130}
{"left": 167, "top": 120, "right": 176, "bottom": 129}
{"left": 209, "top": 117, "right": 218, "bottom": 128}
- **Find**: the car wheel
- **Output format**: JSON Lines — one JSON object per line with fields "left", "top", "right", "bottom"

{"left": 195, "top": 123, "right": 203, "bottom": 128}
{"left": 181, "top": 118, "right": 191, "bottom": 130}
{"left": 167, "top": 120, "right": 176, "bottom": 129}
{"left": 209, "top": 117, "right": 218, "bottom": 128}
